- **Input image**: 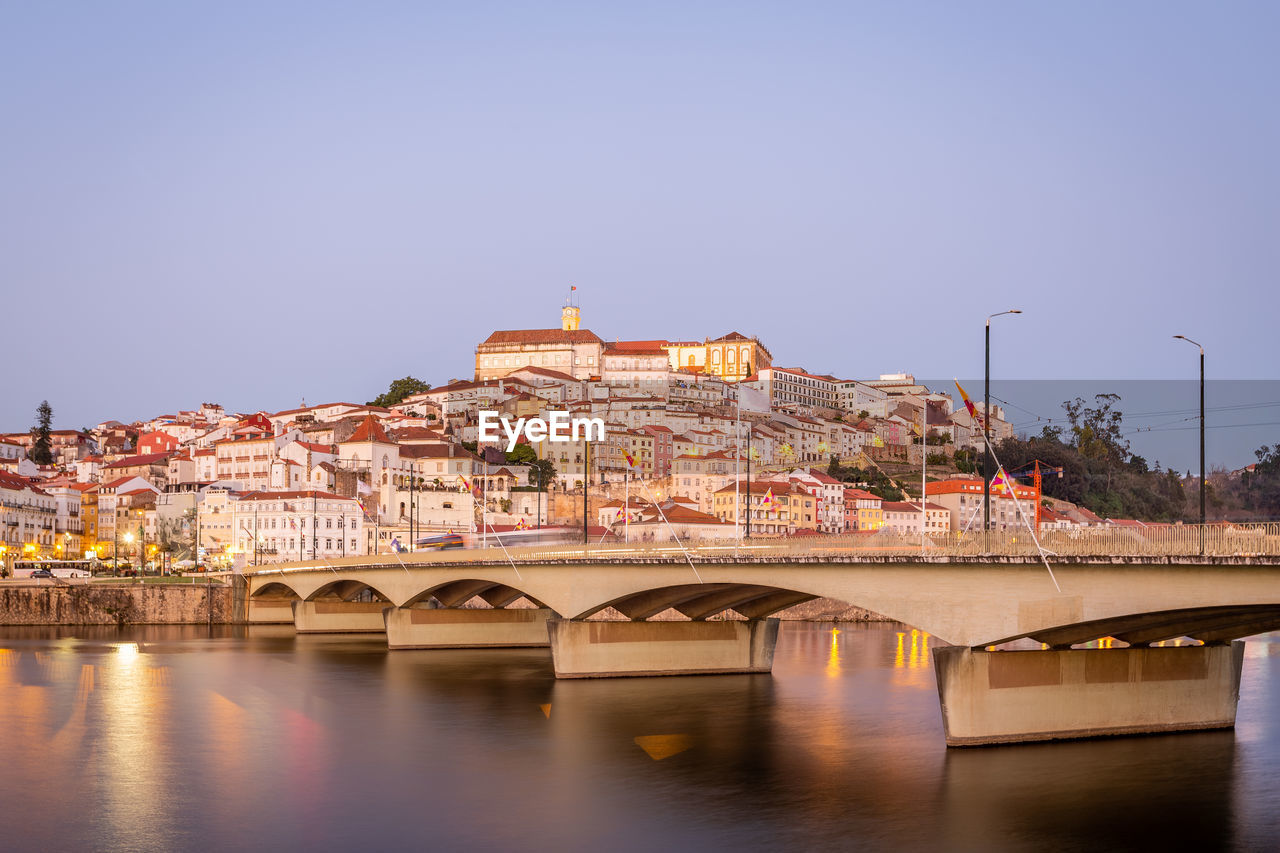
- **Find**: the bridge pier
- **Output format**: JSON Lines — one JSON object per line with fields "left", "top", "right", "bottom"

{"left": 546, "top": 617, "right": 779, "bottom": 678}
{"left": 932, "top": 642, "right": 1245, "bottom": 746}
{"left": 247, "top": 597, "right": 297, "bottom": 624}
{"left": 385, "top": 607, "right": 553, "bottom": 649}
{"left": 292, "top": 600, "right": 389, "bottom": 633}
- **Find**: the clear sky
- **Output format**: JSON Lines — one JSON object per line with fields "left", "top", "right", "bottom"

{"left": 3, "top": 2, "right": 1276, "bottom": 459}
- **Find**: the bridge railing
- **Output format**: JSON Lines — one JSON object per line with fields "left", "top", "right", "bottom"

{"left": 253, "top": 523, "right": 1280, "bottom": 573}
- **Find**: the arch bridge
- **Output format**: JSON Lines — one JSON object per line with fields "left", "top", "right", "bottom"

{"left": 244, "top": 542, "right": 1280, "bottom": 746}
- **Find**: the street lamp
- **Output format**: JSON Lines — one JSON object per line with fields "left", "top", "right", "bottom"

{"left": 985, "top": 309, "right": 1022, "bottom": 546}
{"left": 1173, "top": 335, "right": 1205, "bottom": 554}
{"left": 123, "top": 531, "right": 134, "bottom": 570}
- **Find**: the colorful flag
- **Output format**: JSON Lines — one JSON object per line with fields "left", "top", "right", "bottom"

{"left": 954, "top": 380, "right": 984, "bottom": 426}
{"left": 570, "top": 285, "right": 577, "bottom": 291}
{"left": 762, "top": 487, "right": 774, "bottom": 507}
{"left": 991, "top": 467, "right": 1011, "bottom": 492}
{"left": 515, "top": 518, "right": 529, "bottom": 530}
{"left": 623, "top": 449, "right": 638, "bottom": 469}
{"left": 615, "top": 506, "right": 625, "bottom": 521}
{"left": 458, "top": 474, "right": 471, "bottom": 491}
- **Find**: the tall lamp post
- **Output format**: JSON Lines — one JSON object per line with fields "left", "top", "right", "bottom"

{"left": 984, "top": 309, "right": 1021, "bottom": 547}
{"left": 1173, "top": 335, "right": 1205, "bottom": 555}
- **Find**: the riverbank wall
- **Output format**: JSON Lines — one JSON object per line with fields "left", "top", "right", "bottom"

{"left": 0, "top": 583, "right": 235, "bottom": 626}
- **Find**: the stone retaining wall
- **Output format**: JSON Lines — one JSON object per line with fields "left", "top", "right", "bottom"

{"left": 0, "top": 583, "right": 234, "bottom": 626}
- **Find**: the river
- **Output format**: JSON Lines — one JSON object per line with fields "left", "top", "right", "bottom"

{"left": 0, "top": 622, "right": 1275, "bottom": 851}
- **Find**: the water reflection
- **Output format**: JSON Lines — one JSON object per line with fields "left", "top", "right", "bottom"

{"left": 0, "top": 623, "right": 1274, "bottom": 851}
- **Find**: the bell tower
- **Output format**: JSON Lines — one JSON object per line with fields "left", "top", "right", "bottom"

{"left": 561, "top": 286, "right": 580, "bottom": 330}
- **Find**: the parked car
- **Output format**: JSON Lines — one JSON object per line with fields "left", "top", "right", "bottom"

{"left": 29, "top": 569, "right": 55, "bottom": 579}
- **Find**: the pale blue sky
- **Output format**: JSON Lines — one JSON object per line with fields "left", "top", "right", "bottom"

{"left": 2, "top": 2, "right": 1276, "bottom": 464}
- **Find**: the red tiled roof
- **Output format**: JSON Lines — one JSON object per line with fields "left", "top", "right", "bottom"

{"left": 103, "top": 452, "right": 171, "bottom": 469}
{"left": 345, "top": 414, "right": 392, "bottom": 444}
{"left": 481, "top": 329, "right": 603, "bottom": 345}
{"left": 237, "top": 490, "right": 356, "bottom": 503}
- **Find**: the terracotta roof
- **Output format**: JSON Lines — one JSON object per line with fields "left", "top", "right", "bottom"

{"left": 237, "top": 490, "right": 356, "bottom": 503}
{"left": 507, "top": 366, "right": 579, "bottom": 382}
{"left": 345, "top": 414, "right": 392, "bottom": 444}
{"left": 399, "top": 444, "right": 481, "bottom": 462}
{"left": 0, "top": 471, "right": 45, "bottom": 493}
{"left": 637, "top": 505, "right": 727, "bottom": 524}
{"left": 103, "top": 452, "right": 171, "bottom": 468}
{"left": 481, "top": 328, "right": 603, "bottom": 345}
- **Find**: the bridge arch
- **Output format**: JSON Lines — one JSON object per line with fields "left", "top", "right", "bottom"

{"left": 401, "top": 578, "right": 552, "bottom": 612}
{"left": 307, "top": 578, "right": 395, "bottom": 603}
{"left": 573, "top": 582, "right": 821, "bottom": 622}
{"left": 986, "top": 603, "right": 1280, "bottom": 649}
{"left": 251, "top": 581, "right": 302, "bottom": 599}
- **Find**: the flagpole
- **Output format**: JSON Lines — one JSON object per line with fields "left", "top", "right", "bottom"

{"left": 980, "top": 431, "right": 1060, "bottom": 593}
{"left": 624, "top": 468, "right": 629, "bottom": 544}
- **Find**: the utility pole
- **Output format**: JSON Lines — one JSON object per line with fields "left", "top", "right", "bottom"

{"left": 984, "top": 309, "right": 1021, "bottom": 549}
{"left": 1174, "top": 335, "right": 1206, "bottom": 554}
{"left": 742, "top": 425, "right": 747, "bottom": 537}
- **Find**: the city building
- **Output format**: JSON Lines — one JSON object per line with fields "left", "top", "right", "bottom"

{"left": 924, "top": 477, "right": 1039, "bottom": 532}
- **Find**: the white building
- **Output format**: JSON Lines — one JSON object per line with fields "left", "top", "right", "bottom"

{"left": 231, "top": 490, "right": 366, "bottom": 564}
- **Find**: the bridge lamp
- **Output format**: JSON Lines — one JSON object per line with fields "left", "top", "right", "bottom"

{"left": 1173, "top": 335, "right": 1205, "bottom": 554}
{"left": 984, "top": 309, "right": 1021, "bottom": 546}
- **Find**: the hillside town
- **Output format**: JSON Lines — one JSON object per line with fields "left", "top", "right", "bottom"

{"left": 2, "top": 299, "right": 1118, "bottom": 571}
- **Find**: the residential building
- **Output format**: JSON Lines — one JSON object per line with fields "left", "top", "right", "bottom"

{"left": 880, "top": 501, "right": 951, "bottom": 536}
{"left": 844, "top": 488, "right": 884, "bottom": 531}
{"left": 924, "top": 477, "right": 1039, "bottom": 532}
{"left": 712, "top": 481, "right": 818, "bottom": 536}
{"left": 0, "top": 471, "right": 57, "bottom": 562}
{"left": 231, "top": 490, "right": 366, "bottom": 564}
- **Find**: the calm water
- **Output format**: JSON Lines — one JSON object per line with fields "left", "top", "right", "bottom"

{"left": 0, "top": 622, "right": 1276, "bottom": 852}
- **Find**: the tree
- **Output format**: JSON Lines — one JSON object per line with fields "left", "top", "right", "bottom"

{"left": 368, "top": 376, "right": 431, "bottom": 408}
{"left": 30, "top": 401, "right": 54, "bottom": 465}
{"left": 529, "top": 459, "right": 557, "bottom": 491}
{"left": 506, "top": 444, "right": 538, "bottom": 466}
{"left": 1063, "top": 394, "right": 1129, "bottom": 464}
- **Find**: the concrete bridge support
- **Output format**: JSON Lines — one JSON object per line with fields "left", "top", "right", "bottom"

{"left": 385, "top": 607, "right": 553, "bottom": 649}
{"left": 293, "top": 600, "right": 389, "bottom": 633}
{"left": 933, "top": 643, "right": 1245, "bottom": 746}
{"left": 547, "top": 617, "right": 780, "bottom": 678}
{"left": 248, "top": 597, "right": 297, "bottom": 624}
